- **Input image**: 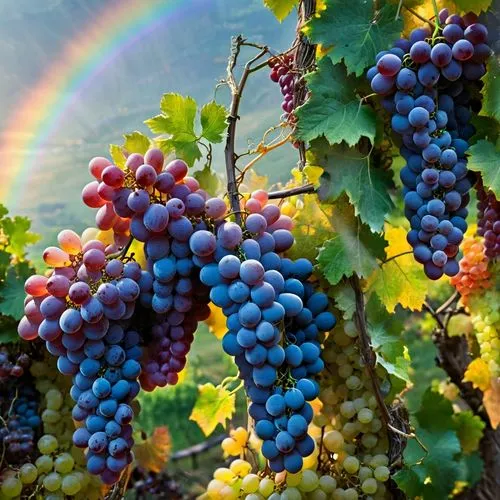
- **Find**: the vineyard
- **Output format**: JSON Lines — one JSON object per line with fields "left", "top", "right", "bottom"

{"left": 0, "top": 0, "right": 499, "bottom": 499}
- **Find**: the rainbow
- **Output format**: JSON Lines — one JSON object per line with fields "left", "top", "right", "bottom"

{"left": 0, "top": 0, "right": 191, "bottom": 209}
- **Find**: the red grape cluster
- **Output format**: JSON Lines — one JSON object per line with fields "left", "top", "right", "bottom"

{"left": 476, "top": 177, "right": 499, "bottom": 260}
{"left": 269, "top": 54, "right": 296, "bottom": 121}
{"left": 0, "top": 349, "right": 30, "bottom": 381}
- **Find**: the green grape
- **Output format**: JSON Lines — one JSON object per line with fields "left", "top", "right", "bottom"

{"left": 259, "top": 477, "right": 275, "bottom": 497}
{"left": 43, "top": 472, "right": 62, "bottom": 492}
{"left": 299, "top": 470, "right": 319, "bottom": 492}
{"left": 42, "top": 409, "right": 61, "bottom": 424}
{"left": 343, "top": 456, "right": 360, "bottom": 474}
{"left": 335, "top": 353, "right": 348, "bottom": 365}
{"left": 220, "top": 484, "right": 238, "bottom": 499}
{"left": 30, "top": 361, "right": 49, "bottom": 377}
{"left": 19, "top": 463, "right": 38, "bottom": 484}
{"left": 241, "top": 474, "right": 260, "bottom": 493}
{"left": 38, "top": 434, "right": 58, "bottom": 454}
{"left": 61, "top": 474, "right": 82, "bottom": 495}
{"left": 36, "top": 455, "right": 54, "bottom": 473}
{"left": 353, "top": 398, "right": 366, "bottom": 411}
{"left": 46, "top": 389, "right": 63, "bottom": 410}
{"left": 338, "top": 364, "right": 353, "bottom": 378}
{"left": 1, "top": 477, "right": 23, "bottom": 498}
{"left": 44, "top": 493, "right": 64, "bottom": 500}
{"left": 323, "top": 430, "right": 344, "bottom": 452}
{"left": 207, "top": 479, "right": 225, "bottom": 495}
{"left": 268, "top": 494, "right": 281, "bottom": 500}
{"left": 344, "top": 488, "right": 359, "bottom": 500}
{"left": 342, "top": 421, "right": 360, "bottom": 439}
{"left": 357, "top": 408, "right": 374, "bottom": 424}
{"left": 286, "top": 472, "right": 302, "bottom": 487}
{"left": 361, "top": 478, "right": 378, "bottom": 495}
{"left": 343, "top": 443, "right": 356, "bottom": 455}
{"left": 358, "top": 466, "right": 373, "bottom": 482}
{"left": 245, "top": 494, "right": 264, "bottom": 500}
{"left": 361, "top": 433, "right": 378, "bottom": 448}
{"left": 370, "top": 454, "right": 389, "bottom": 468}
{"left": 281, "top": 487, "right": 301, "bottom": 500}
{"left": 309, "top": 489, "right": 327, "bottom": 500}
{"left": 374, "top": 465, "right": 390, "bottom": 482}
{"left": 332, "top": 488, "right": 346, "bottom": 500}
{"left": 340, "top": 401, "right": 356, "bottom": 418}
{"left": 370, "top": 418, "right": 383, "bottom": 433}
{"left": 319, "top": 474, "right": 336, "bottom": 493}
{"left": 54, "top": 453, "right": 75, "bottom": 474}
{"left": 214, "top": 467, "right": 234, "bottom": 483}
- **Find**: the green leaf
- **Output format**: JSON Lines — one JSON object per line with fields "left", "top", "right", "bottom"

{"left": 1, "top": 216, "right": 40, "bottom": 258}
{"left": 123, "top": 131, "right": 151, "bottom": 155}
{"left": 460, "top": 452, "right": 484, "bottom": 486}
{"left": 200, "top": 101, "right": 227, "bottom": 143}
{"left": 472, "top": 115, "right": 500, "bottom": 144}
{"left": 453, "top": 411, "right": 486, "bottom": 454}
{"left": 310, "top": 139, "right": 394, "bottom": 232}
{"left": 159, "top": 139, "right": 202, "bottom": 168}
{"left": 453, "top": 0, "right": 493, "bottom": 13}
{"left": 159, "top": 93, "right": 197, "bottom": 142}
{"left": 0, "top": 250, "right": 11, "bottom": 278}
{"left": 480, "top": 54, "right": 500, "bottom": 122}
{"left": 189, "top": 382, "right": 235, "bottom": 436}
{"left": 109, "top": 144, "right": 126, "bottom": 169}
{"left": 295, "top": 59, "right": 376, "bottom": 146}
{"left": 307, "top": 0, "right": 403, "bottom": 76}
{"left": 264, "top": 0, "right": 298, "bottom": 22}
{"left": 0, "top": 204, "right": 8, "bottom": 218}
{"left": 415, "top": 389, "right": 454, "bottom": 431}
{"left": 376, "top": 353, "right": 411, "bottom": 382}
{"left": 393, "top": 468, "right": 424, "bottom": 498}
{"left": 317, "top": 199, "right": 386, "bottom": 285}
{"left": 0, "top": 323, "right": 19, "bottom": 344}
{"left": 193, "top": 165, "right": 221, "bottom": 196}
{"left": 0, "top": 263, "right": 34, "bottom": 320}
{"left": 331, "top": 283, "right": 356, "bottom": 319}
{"left": 468, "top": 140, "right": 500, "bottom": 197}
{"left": 144, "top": 115, "right": 170, "bottom": 135}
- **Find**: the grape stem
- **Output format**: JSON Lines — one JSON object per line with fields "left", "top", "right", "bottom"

{"left": 267, "top": 183, "right": 316, "bottom": 199}
{"left": 402, "top": 5, "right": 436, "bottom": 30}
{"left": 224, "top": 35, "right": 271, "bottom": 226}
{"left": 170, "top": 434, "right": 225, "bottom": 461}
{"left": 380, "top": 250, "right": 413, "bottom": 265}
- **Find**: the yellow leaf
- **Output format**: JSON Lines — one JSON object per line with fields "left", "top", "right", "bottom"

{"left": 129, "top": 239, "right": 147, "bottom": 269}
{"left": 190, "top": 383, "right": 236, "bottom": 436}
{"left": 239, "top": 170, "right": 269, "bottom": 194}
{"left": 484, "top": 377, "right": 500, "bottom": 429}
{"left": 463, "top": 358, "right": 491, "bottom": 391}
{"left": 205, "top": 303, "right": 227, "bottom": 340}
{"left": 96, "top": 229, "right": 115, "bottom": 246}
{"left": 367, "top": 225, "right": 428, "bottom": 313}
{"left": 133, "top": 426, "right": 171, "bottom": 473}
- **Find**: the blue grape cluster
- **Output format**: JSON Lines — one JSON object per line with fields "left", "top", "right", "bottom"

{"left": 194, "top": 191, "right": 336, "bottom": 473}
{"left": 368, "top": 9, "right": 491, "bottom": 279}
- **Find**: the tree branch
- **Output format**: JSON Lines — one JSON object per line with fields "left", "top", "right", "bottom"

{"left": 268, "top": 183, "right": 315, "bottom": 199}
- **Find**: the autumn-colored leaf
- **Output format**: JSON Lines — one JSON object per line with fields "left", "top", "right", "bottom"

{"left": 190, "top": 383, "right": 236, "bottom": 436}
{"left": 367, "top": 225, "right": 428, "bottom": 313}
{"left": 453, "top": 411, "right": 486, "bottom": 454}
{"left": 205, "top": 303, "right": 227, "bottom": 340}
{"left": 463, "top": 358, "right": 491, "bottom": 392}
{"left": 134, "top": 426, "right": 171, "bottom": 473}
{"left": 483, "top": 377, "right": 500, "bottom": 429}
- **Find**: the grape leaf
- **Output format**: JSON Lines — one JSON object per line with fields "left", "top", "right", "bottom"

{"left": 463, "top": 358, "right": 491, "bottom": 391}
{"left": 453, "top": 0, "right": 493, "bottom": 13}
{"left": 310, "top": 139, "right": 394, "bottom": 232}
{"left": 200, "top": 101, "right": 227, "bottom": 143}
{"left": 157, "top": 138, "right": 201, "bottom": 168}
{"left": 0, "top": 264, "right": 34, "bottom": 320}
{"left": 133, "top": 426, "right": 171, "bottom": 473}
{"left": 144, "top": 115, "right": 170, "bottom": 135}
{"left": 480, "top": 53, "right": 500, "bottom": 121}
{"left": 415, "top": 389, "right": 454, "bottom": 431}
{"left": 453, "top": 411, "right": 486, "bottom": 454}
{"left": 123, "top": 131, "right": 150, "bottom": 155}
{"left": 205, "top": 303, "right": 227, "bottom": 340}
{"left": 458, "top": 452, "right": 484, "bottom": 487}
{"left": 307, "top": 0, "right": 403, "bottom": 76}
{"left": 0, "top": 317, "right": 20, "bottom": 344}
{"left": 317, "top": 198, "right": 386, "bottom": 285}
{"left": 189, "top": 382, "right": 235, "bottom": 436}
{"left": 109, "top": 144, "right": 126, "bottom": 169}
{"left": 159, "top": 93, "right": 197, "bottom": 141}
{"left": 264, "top": 0, "right": 298, "bottom": 22}
{"left": 367, "top": 225, "right": 428, "bottom": 313}
{"left": 483, "top": 377, "right": 500, "bottom": 429}
{"left": 330, "top": 283, "right": 356, "bottom": 319}
{"left": 468, "top": 140, "right": 500, "bottom": 197}
{"left": 376, "top": 354, "right": 411, "bottom": 383}
{"left": 0, "top": 216, "right": 40, "bottom": 258}
{"left": 0, "top": 204, "right": 8, "bottom": 218}
{"left": 393, "top": 467, "right": 424, "bottom": 498}
{"left": 193, "top": 164, "right": 221, "bottom": 196}
{"left": 295, "top": 59, "right": 376, "bottom": 146}
{"left": 0, "top": 250, "right": 11, "bottom": 278}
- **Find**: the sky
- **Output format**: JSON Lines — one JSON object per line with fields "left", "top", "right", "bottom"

{"left": 0, "top": 0, "right": 297, "bottom": 250}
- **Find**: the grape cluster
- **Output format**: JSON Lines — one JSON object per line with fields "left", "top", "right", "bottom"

{"left": 194, "top": 189, "right": 335, "bottom": 473}
{"left": 476, "top": 177, "right": 500, "bottom": 259}
{"left": 127, "top": 466, "right": 183, "bottom": 499}
{"left": 468, "top": 285, "right": 500, "bottom": 378}
{"left": 368, "top": 10, "right": 491, "bottom": 279}
{"left": 0, "top": 349, "right": 31, "bottom": 381}
{"left": 450, "top": 236, "right": 492, "bottom": 301}
{"left": 269, "top": 54, "right": 296, "bottom": 121}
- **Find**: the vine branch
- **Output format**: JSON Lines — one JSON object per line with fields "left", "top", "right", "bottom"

{"left": 268, "top": 183, "right": 315, "bottom": 199}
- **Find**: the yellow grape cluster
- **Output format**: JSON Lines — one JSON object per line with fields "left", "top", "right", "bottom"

{"left": 222, "top": 427, "right": 250, "bottom": 457}
{"left": 467, "top": 286, "right": 500, "bottom": 378}
{"left": 0, "top": 359, "right": 101, "bottom": 500}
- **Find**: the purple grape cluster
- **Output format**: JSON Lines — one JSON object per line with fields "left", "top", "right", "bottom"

{"left": 477, "top": 177, "right": 500, "bottom": 259}
{"left": 269, "top": 54, "right": 296, "bottom": 121}
{"left": 368, "top": 9, "right": 491, "bottom": 279}
{"left": 0, "top": 350, "right": 31, "bottom": 381}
